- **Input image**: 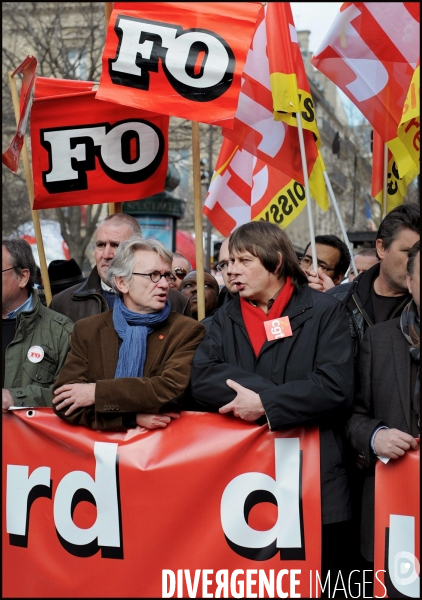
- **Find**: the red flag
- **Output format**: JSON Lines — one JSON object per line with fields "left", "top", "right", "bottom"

{"left": 312, "top": 2, "right": 420, "bottom": 177}
{"left": 2, "top": 56, "right": 37, "bottom": 173}
{"left": 221, "top": 4, "right": 327, "bottom": 211}
{"left": 203, "top": 138, "right": 308, "bottom": 236}
{"left": 30, "top": 77, "right": 169, "bottom": 210}
{"left": 96, "top": 2, "right": 262, "bottom": 127}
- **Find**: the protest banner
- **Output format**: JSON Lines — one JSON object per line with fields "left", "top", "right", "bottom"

{"left": 3, "top": 409, "right": 321, "bottom": 598}
{"left": 374, "top": 447, "right": 420, "bottom": 599}
{"left": 30, "top": 77, "right": 169, "bottom": 210}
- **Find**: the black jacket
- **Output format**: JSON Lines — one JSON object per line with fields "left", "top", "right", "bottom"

{"left": 50, "top": 266, "right": 192, "bottom": 322}
{"left": 345, "top": 319, "right": 414, "bottom": 561}
{"left": 190, "top": 284, "right": 354, "bottom": 525}
{"left": 327, "top": 263, "right": 411, "bottom": 360}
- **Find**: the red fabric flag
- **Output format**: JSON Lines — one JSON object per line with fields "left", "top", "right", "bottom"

{"left": 312, "top": 2, "right": 420, "bottom": 169}
{"left": 30, "top": 77, "right": 169, "bottom": 210}
{"left": 203, "top": 137, "right": 308, "bottom": 236}
{"left": 96, "top": 2, "right": 262, "bottom": 127}
{"left": 222, "top": 4, "right": 324, "bottom": 202}
{"left": 2, "top": 56, "right": 37, "bottom": 173}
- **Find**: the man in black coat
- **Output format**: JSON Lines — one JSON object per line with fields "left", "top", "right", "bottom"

{"left": 190, "top": 221, "right": 354, "bottom": 587}
{"left": 345, "top": 241, "right": 420, "bottom": 564}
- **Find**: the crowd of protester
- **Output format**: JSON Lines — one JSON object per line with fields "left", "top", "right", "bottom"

{"left": 2, "top": 203, "right": 419, "bottom": 598}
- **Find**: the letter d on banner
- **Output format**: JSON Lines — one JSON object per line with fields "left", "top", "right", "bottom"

{"left": 53, "top": 442, "right": 122, "bottom": 558}
{"left": 220, "top": 438, "right": 303, "bottom": 560}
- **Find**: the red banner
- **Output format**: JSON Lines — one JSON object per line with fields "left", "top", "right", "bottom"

{"left": 2, "top": 410, "right": 321, "bottom": 598}
{"left": 374, "top": 447, "right": 420, "bottom": 599}
{"left": 30, "top": 77, "right": 169, "bottom": 210}
{"left": 96, "top": 2, "right": 262, "bottom": 126}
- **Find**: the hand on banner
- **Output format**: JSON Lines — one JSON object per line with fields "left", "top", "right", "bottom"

{"left": 219, "top": 380, "right": 265, "bottom": 422}
{"left": 2, "top": 389, "right": 14, "bottom": 412}
{"left": 53, "top": 383, "right": 96, "bottom": 416}
{"left": 306, "top": 267, "right": 335, "bottom": 292}
{"left": 136, "top": 412, "right": 180, "bottom": 429}
{"left": 373, "top": 428, "right": 419, "bottom": 459}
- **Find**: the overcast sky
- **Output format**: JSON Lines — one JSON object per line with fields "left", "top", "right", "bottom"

{"left": 291, "top": 2, "right": 343, "bottom": 54}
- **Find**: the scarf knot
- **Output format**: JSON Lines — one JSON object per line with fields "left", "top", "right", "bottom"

{"left": 112, "top": 296, "right": 171, "bottom": 378}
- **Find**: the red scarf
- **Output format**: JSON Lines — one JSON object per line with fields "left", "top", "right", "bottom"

{"left": 240, "top": 276, "right": 295, "bottom": 357}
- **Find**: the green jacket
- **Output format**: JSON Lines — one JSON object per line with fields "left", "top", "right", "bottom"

{"left": 4, "top": 292, "right": 73, "bottom": 407}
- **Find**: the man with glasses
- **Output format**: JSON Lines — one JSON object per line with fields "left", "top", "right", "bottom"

{"left": 2, "top": 238, "right": 73, "bottom": 411}
{"left": 300, "top": 234, "right": 351, "bottom": 292}
{"left": 169, "top": 252, "right": 192, "bottom": 291}
{"left": 51, "top": 213, "right": 192, "bottom": 321}
{"left": 53, "top": 236, "right": 205, "bottom": 430}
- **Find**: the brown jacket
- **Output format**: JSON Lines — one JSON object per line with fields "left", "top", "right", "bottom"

{"left": 53, "top": 310, "right": 205, "bottom": 430}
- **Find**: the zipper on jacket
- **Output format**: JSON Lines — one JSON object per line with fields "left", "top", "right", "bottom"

{"left": 351, "top": 294, "right": 372, "bottom": 328}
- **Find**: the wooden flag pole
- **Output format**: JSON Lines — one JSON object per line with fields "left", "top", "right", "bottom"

{"left": 191, "top": 121, "right": 206, "bottom": 321}
{"left": 8, "top": 70, "right": 52, "bottom": 306}
{"left": 104, "top": 2, "right": 122, "bottom": 216}
{"left": 296, "top": 112, "right": 318, "bottom": 274}
{"left": 323, "top": 171, "right": 358, "bottom": 277}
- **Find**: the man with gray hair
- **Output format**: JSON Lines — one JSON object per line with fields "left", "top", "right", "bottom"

{"left": 2, "top": 238, "right": 73, "bottom": 411}
{"left": 53, "top": 235, "right": 205, "bottom": 430}
{"left": 51, "top": 213, "right": 191, "bottom": 321}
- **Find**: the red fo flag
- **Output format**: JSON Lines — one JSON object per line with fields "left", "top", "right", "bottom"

{"left": 30, "top": 78, "right": 169, "bottom": 210}
{"left": 96, "top": 2, "right": 262, "bottom": 127}
{"left": 2, "top": 56, "right": 37, "bottom": 173}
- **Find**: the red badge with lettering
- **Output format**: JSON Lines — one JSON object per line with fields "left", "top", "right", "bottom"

{"left": 264, "top": 316, "right": 293, "bottom": 341}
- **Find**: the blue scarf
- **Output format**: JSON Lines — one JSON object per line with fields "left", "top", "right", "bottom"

{"left": 112, "top": 296, "right": 171, "bottom": 378}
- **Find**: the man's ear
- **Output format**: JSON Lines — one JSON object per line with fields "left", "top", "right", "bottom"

{"left": 375, "top": 238, "right": 385, "bottom": 260}
{"left": 17, "top": 268, "right": 30, "bottom": 290}
{"left": 275, "top": 251, "right": 283, "bottom": 275}
{"left": 114, "top": 276, "right": 129, "bottom": 295}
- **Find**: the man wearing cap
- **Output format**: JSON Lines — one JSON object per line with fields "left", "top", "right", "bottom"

{"left": 51, "top": 213, "right": 192, "bottom": 321}
{"left": 2, "top": 238, "right": 73, "bottom": 410}
{"left": 37, "top": 258, "right": 87, "bottom": 305}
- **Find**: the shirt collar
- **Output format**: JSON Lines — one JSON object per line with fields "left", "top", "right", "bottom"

{"left": 101, "top": 279, "right": 115, "bottom": 293}
{"left": 6, "top": 293, "right": 34, "bottom": 319}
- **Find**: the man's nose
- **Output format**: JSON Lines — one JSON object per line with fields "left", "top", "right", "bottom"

{"left": 102, "top": 244, "right": 115, "bottom": 260}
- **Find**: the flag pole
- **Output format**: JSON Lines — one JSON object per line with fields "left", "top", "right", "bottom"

{"left": 191, "top": 121, "right": 206, "bottom": 321}
{"left": 296, "top": 112, "right": 318, "bottom": 273}
{"left": 104, "top": 2, "right": 121, "bottom": 216}
{"left": 8, "top": 70, "right": 53, "bottom": 306}
{"left": 323, "top": 171, "right": 358, "bottom": 277}
{"left": 382, "top": 144, "right": 388, "bottom": 218}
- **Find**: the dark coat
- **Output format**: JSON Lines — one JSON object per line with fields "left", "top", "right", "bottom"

{"left": 327, "top": 263, "right": 411, "bottom": 361}
{"left": 50, "top": 266, "right": 192, "bottom": 322}
{"left": 345, "top": 318, "right": 414, "bottom": 561}
{"left": 190, "top": 284, "right": 354, "bottom": 525}
{"left": 53, "top": 310, "right": 205, "bottom": 431}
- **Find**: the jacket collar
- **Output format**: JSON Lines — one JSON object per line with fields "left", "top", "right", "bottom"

{"left": 73, "top": 266, "right": 102, "bottom": 296}
{"left": 225, "top": 284, "right": 312, "bottom": 332}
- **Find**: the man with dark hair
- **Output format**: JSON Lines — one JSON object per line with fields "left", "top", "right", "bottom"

{"left": 300, "top": 234, "right": 351, "bottom": 292}
{"left": 327, "top": 202, "right": 420, "bottom": 359}
{"left": 2, "top": 238, "right": 73, "bottom": 410}
{"left": 180, "top": 270, "right": 220, "bottom": 319}
{"left": 348, "top": 248, "right": 379, "bottom": 282}
{"left": 51, "top": 213, "right": 191, "bottom": 321}
{"left": 345, "top": 240, "right": 420, "bottom": 566}
{"left": 190, "top": 221, "right": 354, "bottom": 583}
